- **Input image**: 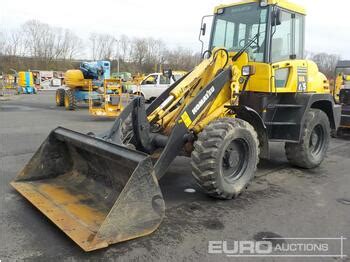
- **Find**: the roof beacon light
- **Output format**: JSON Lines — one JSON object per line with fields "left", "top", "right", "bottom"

{"left": 260, "top": 0, "right": 268, "bottom": 7}
{"left": 217, "top": 8, "right": 225, "bottom": 14}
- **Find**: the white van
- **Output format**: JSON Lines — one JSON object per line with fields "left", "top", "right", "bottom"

{"left": 132, "top": 71, "right": 186, "bottom": 102}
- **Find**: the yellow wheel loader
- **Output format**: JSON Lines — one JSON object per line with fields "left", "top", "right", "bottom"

{"left": 333, "top": 60, "right": 350, "bottom": 136}
{"left": 11, "top": 0, "right": 341, "bottom": 252}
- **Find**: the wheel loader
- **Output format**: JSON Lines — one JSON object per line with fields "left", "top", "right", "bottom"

{"left": 333, "top": 60, "right": 350, "bottom": 136}
{"left": 11, "top": 0, "right": 341, "bottom": 252}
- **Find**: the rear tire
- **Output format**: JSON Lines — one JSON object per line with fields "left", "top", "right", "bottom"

{"left": 285, "top": 109, "right": 330, "bottom": 169}
{"left": 56, "top": 88, "right": 65, "bottom": 106}
{"left": 191, "top": 118, "right": 259, "bottom": 199}
{"left": 64, "top": 89, "right": 76, "bottom": 110}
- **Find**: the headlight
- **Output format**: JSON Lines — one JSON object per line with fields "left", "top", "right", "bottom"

{"left": 242, "top": 65, "right": 256, "bottom": 76}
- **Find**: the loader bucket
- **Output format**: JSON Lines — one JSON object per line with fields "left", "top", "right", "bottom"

{"left": 11, "top": 127, "right": 165, "bottom": 251}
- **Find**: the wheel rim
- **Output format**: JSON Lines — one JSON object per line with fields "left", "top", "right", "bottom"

{"left": 64, "top": 94, "right": 69, "bottom": 108}
{"left": 222, "top": 138, "right": 249, "bottom": 182}
{"left": 56, "top": 93, "right": 60, "bottom": 104}
{"left": 309, "top": 124, "right": 324, "bottom": 157}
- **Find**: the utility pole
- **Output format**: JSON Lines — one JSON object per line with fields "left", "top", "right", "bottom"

{"left": 115, "top": 39, "right": 120, "bottom": 74}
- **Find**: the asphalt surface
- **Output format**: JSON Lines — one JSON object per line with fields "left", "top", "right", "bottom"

{"left": 0, "top": 92, "right": 349, "bottom": 262}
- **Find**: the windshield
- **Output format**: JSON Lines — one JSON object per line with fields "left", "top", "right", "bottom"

{"left": 210, "top": 3, "right": 268, "bottom": 62}
{"left": 336, "top": 68, "right": 350, "bottom": 76}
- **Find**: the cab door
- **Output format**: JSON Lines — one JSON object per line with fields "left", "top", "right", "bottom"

{"left": 270, "top": 8, "right": 306, "bottom": 93}
{"left": 140, "top": 74, "right": 158, "bottom": 100}
{"left": 156, "top": 75, "right": 171, "bottom": 97}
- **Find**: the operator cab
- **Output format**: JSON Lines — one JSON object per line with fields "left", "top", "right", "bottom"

{"left": 205, "top": 0, "right": 305, "bottom": 63}
{"left": 334, "top": 60, "right": 350, "bottom": 104}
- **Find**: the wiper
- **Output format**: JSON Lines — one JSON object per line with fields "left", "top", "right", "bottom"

{"left": 232, "top": 33, "right": 259, "bottom": 62}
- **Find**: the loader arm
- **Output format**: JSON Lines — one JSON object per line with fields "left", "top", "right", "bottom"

{"left": 153, "top": 67, "right": 232, "bottom": 179}
{"left": 104, "top": 66, "right": 233, "bottom": 179}
{"left": 147, "top": 49, "right": 230, "bottom": 129}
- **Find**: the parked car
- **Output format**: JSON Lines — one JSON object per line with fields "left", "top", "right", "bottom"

{"left": 132, "top": 71, "right": 186, "bottom": 102}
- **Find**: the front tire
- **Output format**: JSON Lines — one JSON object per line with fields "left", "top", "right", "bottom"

{"left": 64, "top": 89, "right": 76, "bottom": 110}
{"left": 285, "top": 109, "right": 330, "bottom": 169}
{"left": 191, "top": 118, "right": 259, "bottom": 199}
{"left": 56, "top": 88, "right": 65, "bottom": 106}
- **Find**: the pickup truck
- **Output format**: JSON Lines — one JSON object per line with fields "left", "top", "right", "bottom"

{"left": 132, "top": 71, "right": 186, "bottom": 102}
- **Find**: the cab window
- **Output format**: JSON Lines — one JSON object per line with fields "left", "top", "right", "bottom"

{"left": 142, "top": 75, "right": 158, "bottom": 85}
{"left": 159, "top": 75, "right": 170, "bottom": 85}
{"left": 271, "top": 10, "right": 305, "bottom": 62}
{"left": 211, "top": 3, "right": 268, "bottom": 62}
{"left": 294, "top": 14, "right": 305, "bottom": 59}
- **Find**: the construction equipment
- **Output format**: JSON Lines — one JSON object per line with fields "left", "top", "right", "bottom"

{"left": 17, "top": 71, "right": 37, "bottom": 94}
{"left": 56, "top": 61, "right": 111, "bottom": 110}
{"left": 89, "top": 79, "right": 135, "bottom": 117}
{"left": 333, "top": 60, "right": 350, "bottom": 135}
{"left": 0, "top": 74, "right": 18, "bottom": 96}
{"left": 111, "top": 72, "right": 142, "bottom": 93}
{"left": 12, "top": 0, "right": 341, "bottom": 252}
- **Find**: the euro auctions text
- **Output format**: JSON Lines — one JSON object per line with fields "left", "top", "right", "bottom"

{"left": 208, "top": 237, "right": 347, "bottom": 258}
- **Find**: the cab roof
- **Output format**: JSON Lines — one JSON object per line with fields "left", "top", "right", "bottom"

{"left": 214, "top": 0, "right": 306, "bottom": 15}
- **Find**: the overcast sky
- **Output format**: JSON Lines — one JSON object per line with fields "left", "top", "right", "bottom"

{"left": 1, "top": 0, "right": 349, "bottom": 58}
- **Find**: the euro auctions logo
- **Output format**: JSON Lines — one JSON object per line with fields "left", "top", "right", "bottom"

{"left": 209, "top": 240, "right": 273, "bottom": 255}
{"left": 208, "top": 237, "right": 347, "bottom": 258}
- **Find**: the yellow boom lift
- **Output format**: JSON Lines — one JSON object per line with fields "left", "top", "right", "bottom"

{"left": 12, "top": 0, "right": 341, "bottom": 251}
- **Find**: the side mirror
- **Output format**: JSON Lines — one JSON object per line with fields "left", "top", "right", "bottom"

{"left": 201, "top": 23, "right": 207, "bottom": 36}
{"left": 272, "top": 8, "right": 282, "bottom": 26}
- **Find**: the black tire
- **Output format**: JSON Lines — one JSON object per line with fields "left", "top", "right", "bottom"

{"left": 133, "top": 92, "right": 144, "bottom": 99}
{"left": 191, "top": 118, "right": 259, "bottom": 199}
{"left": 285, "top": 109, "right": 330, "bottom": 169}
{"left": 64, "top": 89, "right": 76, "bottom": 110}
{"left": 56, "top": 88, "right": 65, "bottom": 106}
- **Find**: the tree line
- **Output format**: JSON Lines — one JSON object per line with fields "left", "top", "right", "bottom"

{"left": 0, "top": 20, "right": 201, "bottom": 74}
{"left": 0, "top": 20, "right": 341, "bottom": 79}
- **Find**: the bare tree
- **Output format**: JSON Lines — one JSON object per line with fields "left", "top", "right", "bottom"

{"left": 0, "top": 31, "right": 5, "bottom": 55}
{"left": 0, "top": 19, "right": 217, "bottom": 74}
{"left": 308, "top": 52, "right": 340, "bottom": 79}
{"left": 165, "top": 47, "right": 199, "bottom": 71}
{"left": 130, "top": 37, "right": 148, "bottom": 68}
{"left": 56, "top": 29, "right": 83, "bottom": 60}
{"left": 1, "top": 30, "right": 26, "bottom": 57}
{"left": 118, "top": 34, "right": 130, "bottom": 62}
{"left": 21, "top": 20, "right": 57, "bottom": 65}
{"left": 89, "top": 33, "right": 116, "bottom": 60}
